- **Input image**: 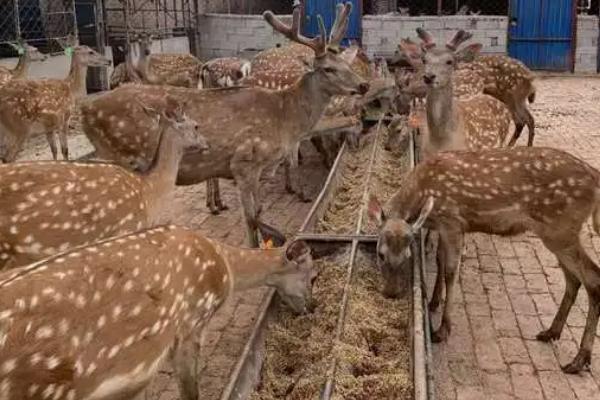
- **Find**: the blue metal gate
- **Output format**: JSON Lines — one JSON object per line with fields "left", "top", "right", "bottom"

{"left": 303, "top": 0, "right": 361, "bottom": 46}
{"left": 508, "top": 0, "right": 576, "bottom": 71}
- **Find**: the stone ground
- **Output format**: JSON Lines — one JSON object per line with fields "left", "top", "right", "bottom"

{"left": 17, "top": 76, "right": 600, "bottom": 400}
{"left": 427, "top": 76, "right": 600, "bottom": 400}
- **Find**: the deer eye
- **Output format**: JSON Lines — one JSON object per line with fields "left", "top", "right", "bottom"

{"left": 446, "top": 60, "right": 453, "bottom": 65}
{"left": 324, "top": 67, "right": 336, "bottom": 73}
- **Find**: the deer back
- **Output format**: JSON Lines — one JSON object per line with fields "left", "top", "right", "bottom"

{"left": 0, "top": 225, "right": 230, "bottom": 400}
{"left": 243, "top": 43, "right": 313, "bottom": 90}
{"left": 0, "top": 161, "right": 152, "bottom": 269}
{"left": 458, "top": 94, "right": 511, "bottom": 149}
{"left": 391, "top": 147, "right": 600, "bottom": 235}
{"left": 199, "top": 57, "right": 251, "bottom": 89}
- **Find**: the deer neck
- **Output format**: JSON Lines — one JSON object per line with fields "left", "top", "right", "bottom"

{"left": 141, "top": 124, "right": 183, "bottom": 217}
{"left": 66, "top": 54, "right": 89, "bottom": 99}
{"left": 217, "top": 244, "right": 285, "bottom": 292}
{"left": 138, "top": 52, "right": 161, "bottom": 84}
{"left": 283, "top": 70, "right": 334, "bottom": 141}
{"left": 387, "top": 177, "right": 424, "bottom": 222}
{"left": 426, "top": 83, "right": 459, "bottom": 146}
{"left": 11, "top": 51, "right": 29, "bottom": 79}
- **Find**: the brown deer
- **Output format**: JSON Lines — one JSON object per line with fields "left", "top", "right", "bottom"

{"left": 198, "top": 56, "right": 252, "bottom": 215}
{"left": 368, "top": 146, "right": 600, "bottom": 374}
{"left": 0, "top": 40, "right": 47, "bottom": 87}
{"left": 0, "top": 38, "right": 111, "bottom": 163}
{"left": 399, "top": 29, "right": 511, "bottom": 160}
{"left": 81, "top": 3, "right": 368, "bottom": 247}
{"left": 0, "top": 97, "right": 207, "bottom": 270}
{"left": 0, "top": 225, "right": 313, "bottom": 400}
{"left": 460, "top": 55, "right": 537, "bottom": 146}
{"left": 131, "top": 33, "right": 202, "bottom": 88}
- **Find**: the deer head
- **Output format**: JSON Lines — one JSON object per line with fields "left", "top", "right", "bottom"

{"left": 403, "top": 28, "right": 482, "bottom": 89}
{"left": 8, "top": 39, "right": 47, "bottom": 62}
{"left": 70, "top": 45, "right": 112, "bottom": 68}
{"left": 269, "top": 240, "right": 314, "bottom": 314}
{"left": 368, "top": 195, "right": 434, "bottom": 298}
{"left": 138, "top": 96, "right": 208, "bottom": 154}
{"left": 263, "top": 2, "right": 369, "bottom": 96}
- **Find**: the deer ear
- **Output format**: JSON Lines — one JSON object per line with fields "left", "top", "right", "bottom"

{"left": 340, "top": 46, "right": 359, "bottom": 64}
{"left": 411, "top": 196, "right": 435, "bottom": 232}
{"left": 455, "top": 43, "right": 482, "bottom": 63}
{"left": 136, "top": 99, "right": 160, "bottom": 117}
{"left": 368, "top": 194, "right": 386, "bottom": 227}
{"left": 285, "top": 240, "right": 311, "bottom": 262}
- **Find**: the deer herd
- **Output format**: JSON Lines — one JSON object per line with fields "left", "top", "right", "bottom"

{"left": 0, "top": 2, "right": 599, "bottom": 399}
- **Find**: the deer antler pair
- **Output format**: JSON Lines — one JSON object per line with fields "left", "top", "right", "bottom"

{"left": 263, "top": 2, "right": 353, "bottom": 57}
{"left": 415, "top": 27, "right": 473, "bottom": 51}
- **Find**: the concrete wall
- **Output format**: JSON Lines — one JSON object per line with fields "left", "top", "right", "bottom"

{"left": 575, "top": 15, "right": 599, "bottom": 73}
{"left": 362, "top": 15, "right": 508, "bottom": 58}
{"left": 198, "top": 14, "right": 291, "bottom": 60}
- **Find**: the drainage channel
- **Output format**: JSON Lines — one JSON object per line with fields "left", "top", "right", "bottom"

{"left": 221, "top": 123, "right": 434, "bottom": 400}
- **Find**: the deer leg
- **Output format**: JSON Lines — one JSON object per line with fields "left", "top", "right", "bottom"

{"left": 536, "top": 265, "right": 580, "bottom": 342}
{"left": 58, "top": 130, "right": 69, "bottom": 160}
{"left": 214, "top": 179, "right": 228, "bottom": 211}
{"left": 432, "top": 227, "right": 463, "bottom": 343}
{"left": 524, "top": 107, "right": 535, "bottom": 147}
{"left": 170, "top": 338, "right": 200, "bottom": 400}
{"left": 429, "top": 239, "right": 445, "bottom": 312}
{"left": 563, "top": 291, "right": 599, "bottom": 374}
{"left": 507, "top": 122, "right": 525, "bottom": 147}
{"left": 45, "top": 132, "right": 58, "bottom": 160}
{"left": 206, "top": 179, "right": 219, "bottom": 215}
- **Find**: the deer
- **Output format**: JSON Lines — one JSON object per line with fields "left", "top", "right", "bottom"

{"left": 0, "top": 224, "right": 313, "bottom": 400}
{"left": 0, "top": 37, "right": 111, "bottom": 163}
{"left": 81, "top": 2, "right": 369, "bottom": 248}
{"left": 0, "top": 40, "right": 47, "bottom": 87}
{"left": 198, "top": 57, "right": 252, "bottom": 215}
{"left": 398, "top": 29, "right": 512, "bottom": 160}
{"left": 368, "top": 146, "right": 600, "bottom": 374}
{"left": 130, "top": 32, "right": 202, "bottom": 88}
{"left": 0, "top": 97, "right": 207, "bottom": 270}
{"left": 400, "top": 33, "right": 537, "bottom": 146}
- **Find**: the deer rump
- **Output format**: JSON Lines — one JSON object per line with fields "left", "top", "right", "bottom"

{"left": 82, "top": 84, "right": 313, "bottom": 183}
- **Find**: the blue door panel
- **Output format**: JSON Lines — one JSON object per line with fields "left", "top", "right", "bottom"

{"left": 508, "top": 0, "right": 574, "bottom": 71}
{"left": 303, "top": 0, "right": 361, "bottom": 46}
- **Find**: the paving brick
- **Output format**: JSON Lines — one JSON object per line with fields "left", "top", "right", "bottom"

{"left": 471, "top": 316, "right": 506, "bottom": 371}
{"left": 503, "top": 274, "right": 526, "bottom": 290}
{"left": 474, "top": 234, "right": 496, "bottom": 255}
{"left": 519, "top": 256, "right": 543, "bottom": 274}
{"left": 509, "top": 364, "right": 544, "bottom": 400}
{"left": 523, "top": 273, "right": 549, "bottom": 294}
{"left": 492, "top": 310, "right": 521, "bottom": 338}
{"left": 487, "top": 288, "right": 513, "bottom": 311}
{"left": 539, "top": 371, "right": 576, "bottom": 400}
{"left": 525, "top": 340, "right": 560, "bottom": 371}
{"left": 455, "top": 385, "right": 485, "bottom": 400}
{"left": 531, "top": 293, "right": 557, "bottom": 316}
{"left": 515, "top": 314, "right": 543, "bottom": 340}
{"left": 510, "top": 293, "right": 538, "bottom": 316}
{"left": 480, "top": 255, "right": 502, "bottom": 273}
{"left": 500, "top": 258, "right": 521, "bottom": 275}
{"left": 483, "top": 371, "right": 513, "bottom": 396}
{"left": 498, "top": 337, "right": 530, "bottom": 365}
{"left": 565, "top": 371, "right": 600, "bottom": 400}
{"left": 492, "top": 237, "right": 516, "bottom": 258}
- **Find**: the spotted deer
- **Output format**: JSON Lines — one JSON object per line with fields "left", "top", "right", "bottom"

{"left": 369, "top": 146, "right": 600, "bottom": 374}
{"left": 0, "top": 225, "right": 313, "bottom": 400}
{"left": 399, "top": 29, "right": 511, "bottom": 160}
{"left": 131, "top": 33, "right": 202, "bottom": 88}
{"left": 0, "top": 98, "right": 207, "bottom": 270}
{"left": 198, "top": 56, "right": 252, "bottom": 215}
{"left": 0, "top": 39, "right": 111, "bottom": 163}
{"left": 81, "top": 3, "right": 368, "bottom": 247}
{"left": 0, "top": 40, "right": 47, "bottom": 87}
{"left": 460, "top": 55, "right": 537, "bottom": 146}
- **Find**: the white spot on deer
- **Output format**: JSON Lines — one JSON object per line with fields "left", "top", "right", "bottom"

{"left": 131, "top": 304, "right": 142, "bottom": 317}
{"left": 97, "top": 315, "right": 107, "bottom": 329}
{"left": 36, "top": 326, "right": 54, "bottom": 339}
{"left": 1, "top": 359, "right": 16, "bottom": 374}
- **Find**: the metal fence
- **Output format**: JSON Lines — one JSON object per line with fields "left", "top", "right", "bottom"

{"left": 376, "top": 0, "right": 508, "bottom": 15}
{"left": 0, "top": 0, "right": 77, "bottom": 55}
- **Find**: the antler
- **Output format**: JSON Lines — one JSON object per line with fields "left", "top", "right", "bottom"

{"left": 446, "top": 30, "right": 473, "bottom": 51}
{"left": 263, "top": 5, "right": 326, "bottom": 56}
{"left": 329, "top": 2, "right": 353, "bottom": 49}
{"left": 416, "top": 28, "right": 436, "bottom": 49}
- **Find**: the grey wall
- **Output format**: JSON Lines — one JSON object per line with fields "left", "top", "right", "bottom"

{"left": 575, "top": 15, "right": 599, "bottom": 73}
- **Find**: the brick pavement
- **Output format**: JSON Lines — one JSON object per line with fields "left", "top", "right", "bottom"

{"left": 427, "top": 77, "right": 600, "bottom": 400}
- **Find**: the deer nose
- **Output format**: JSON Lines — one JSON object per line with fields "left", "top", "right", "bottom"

{"left": 423, "top": 74, "right": 436, "bottom": 85}
{"left": 358, "top": 83, "right": 370, "bottom": 95}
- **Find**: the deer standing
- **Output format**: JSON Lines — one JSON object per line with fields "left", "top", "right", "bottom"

{"left": 0, "top": 225, "right": 313, "bottom": 400}
{"left": 0, "top": 39, "right": 110, "bottom": 163}
{"left": 0, "top": 40, "right": 47, "bottom": 87}
{"left": 0, "top": 97, "right": 207, "bottom": 270}
{"left": 399, "top": 29, "right": 511, "bottom": 159}
{"left": 198, "top": 57, "right": 252, "bottom": 215}
{"left": 369, "top": 146, "right": 600, "bottom": 374}
{"left": 81, "top": 3, "right": 368, "bottom": 247}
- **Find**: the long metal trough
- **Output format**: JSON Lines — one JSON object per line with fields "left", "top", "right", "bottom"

{"left": 220, "top": 125, "right": 434, "bottom": 400}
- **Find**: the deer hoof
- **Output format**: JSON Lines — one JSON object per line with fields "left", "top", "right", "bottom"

{"left": 218, "top": 204, "right": 229, "bottom": 211}
{"left": 431, "top": 325, "right": 450, "bottom": 343}
{"left": 536, "top": 328, "right": 560, "bottom": 342}
{"left": 561, "top": 350, "right": 591, "bottom": 374}
{"left": 428, "top": 299, "right": 440, "bottom": 312}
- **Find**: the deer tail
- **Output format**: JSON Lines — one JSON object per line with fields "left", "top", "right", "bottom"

{"left": 528, "top": 89, "right": 536, "bottom": 104}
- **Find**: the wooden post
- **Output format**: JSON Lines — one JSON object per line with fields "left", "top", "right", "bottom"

{"left": 437, "top": 0, "right": 442, "bottom": 15}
